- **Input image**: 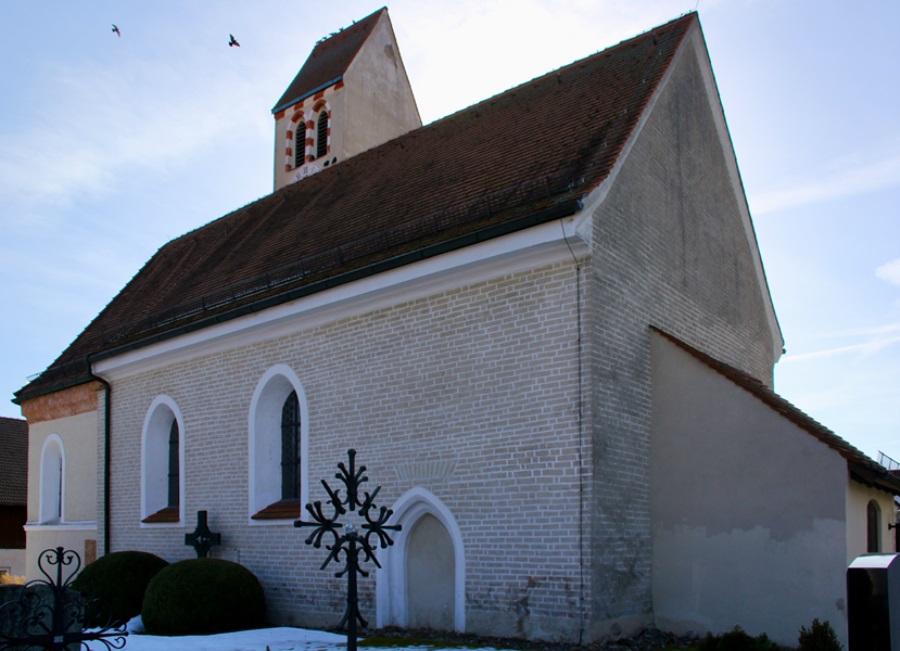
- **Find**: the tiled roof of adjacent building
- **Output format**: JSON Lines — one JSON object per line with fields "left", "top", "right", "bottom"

{"left": 16, "top": 13, "right": 697, "bottom": 402}
{"left": 653, "top": 328, "right": 900, "bottom": 495}
{"left": 272, "top": 7, "right": 386, "bottom": 114}
{"left": 0, "top": 417, "right": 27, "bottom": 506}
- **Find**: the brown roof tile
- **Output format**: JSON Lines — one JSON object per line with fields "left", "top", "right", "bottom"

{"left": 652, "top": 327, "right": 900, "bottom": 495}
{"left": 0, "top": 417, "right": 27, "bottom": 506}
{"left": 272, "top": 7, "right": 386, "bottom": 113}
{"left": 18, "top": 13, "right": 696, "bottom": 401}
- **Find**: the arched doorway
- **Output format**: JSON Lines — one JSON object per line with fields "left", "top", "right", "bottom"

{"left": 407, "top": 514, "right": 455, "bottom": 630}
{"left": 377, "top": 488, "right": 465, "bottom": 632}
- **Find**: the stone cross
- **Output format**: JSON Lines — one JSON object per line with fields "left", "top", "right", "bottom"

{"left": 184, "top": 510, "right": 221, "bottom": 558}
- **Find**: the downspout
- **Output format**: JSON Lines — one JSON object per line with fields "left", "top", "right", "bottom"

{"left": 86, "top": 354, "right": 111, "bottom": 556}
{"left": 561, "top": 219, "right": 586, "bottom": 645}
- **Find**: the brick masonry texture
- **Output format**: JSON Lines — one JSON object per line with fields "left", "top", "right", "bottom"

{"left": 106, "top": 260, "right": 591, "bottom": 640}
{"left": 584, "top": 41, "right": 775, "bottom": 638}
{"left": 21, "top": 382, "right": 101, "bottom": 424}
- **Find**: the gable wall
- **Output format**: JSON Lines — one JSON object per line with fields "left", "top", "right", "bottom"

{"left": 585, "top": 30, "right": 778, "bottom": 638}
{"left": 341, "top": 13, "right": 420, "bottom": 159}
{"left": 105, "top": 260, "right": 589, "bottom": 641}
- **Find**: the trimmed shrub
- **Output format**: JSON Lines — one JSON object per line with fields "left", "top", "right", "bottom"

{"left": 798, "top": 619, "right": 843, "bottom": 651}
{"left": 141, "top": 558, "right": 265, "bottom": 636}
{"left": 698, "top": 626, "right": 780, "bottom": 651}
{"left": 71, "top": 550, "right": 169, "bottom": 626}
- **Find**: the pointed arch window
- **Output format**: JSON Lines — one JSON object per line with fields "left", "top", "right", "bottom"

{"left": 281, "top": 390, "right": 301, "bottom": 500}
{"left": 295, "top": 123, "right": 305, "bottom": 167}
{"left": 39, "top": 435, "right": 65, "bottom": 524}
{"left": 167, "top": 420, "right": 180, "bottom": 508}
{"left": 868, "top": 500, "right": 881, "bottom": 553}
{"left": 249, "top": 365, "right": 309, "bottom": 522}
{"left": 316, "top": 110, "right": 328, "bottom": 159}
{"left": 141, "top": 396, "right": 184, "bottom": 525}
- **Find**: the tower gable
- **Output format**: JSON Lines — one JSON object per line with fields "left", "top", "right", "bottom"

{"left": 273, "top": 8, "right": 421, "bottom": 191}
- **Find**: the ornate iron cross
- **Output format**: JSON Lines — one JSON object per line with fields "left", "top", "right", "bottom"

{"left": 295, "top": 449, "right": 401, "bottom": 651}
{"left": 184, "top": 510, "right": 222, "bottom": 558}
{"left": 0, "top": 547, "right": 127, "bottom": 650}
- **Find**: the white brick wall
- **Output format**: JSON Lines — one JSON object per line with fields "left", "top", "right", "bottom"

{"left": 106, "top": 260, "right": 590, "bottom": 640}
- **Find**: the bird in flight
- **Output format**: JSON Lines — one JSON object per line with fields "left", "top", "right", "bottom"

{"left": 112, "top": 24, "right": 121, "bottom": 37}
{"left": 228, "top": 34, "right": 240, "bottom": 47}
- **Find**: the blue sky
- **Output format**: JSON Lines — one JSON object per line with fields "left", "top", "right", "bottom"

{"left": 1, "top": 1, "right": 897, "bottom": 460}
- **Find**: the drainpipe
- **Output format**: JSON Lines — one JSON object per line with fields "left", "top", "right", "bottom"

{"left": 86, "top": 355, "right": 111, "bottom": 556}
{"left": 560, "top": 219, "right": 586, "bottom": 644}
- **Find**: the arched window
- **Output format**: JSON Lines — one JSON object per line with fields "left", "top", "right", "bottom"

{"left": 281, "top": 390, "right": 301, "bottom": 500}
{"left": 316, "top": 110, "right": 328, "bottom": 159}
{"left": 249, "top": 365, "right": 308, "bottom": 521}
{"left": 167, "top": 419, "right": 180, "bottom": 508}
{"left": 294, "top": 123, "right": 305, "bottom": 167}
{"left": 868, "top": 500, "right": 881, "bottom": 553}
{"left": 39, "top": 435, "right": 65, "bottom": 524}
{"left": 141, "top": 396, "right": 184, "bottom": 525}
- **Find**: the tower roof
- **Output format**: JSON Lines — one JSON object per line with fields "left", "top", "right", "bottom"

{"left": 272, "top": 7, "right": 387, "bottom": 114}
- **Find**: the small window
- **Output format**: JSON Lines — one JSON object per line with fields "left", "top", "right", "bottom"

{"left": 281, "top": 390, "right": 301, "bottom": 500}
{"left": 141, "top": 396, "right": 183, "bottom": 525}
{"left": 167, "top": 420, "right": 180, "bottom": 508}
{"left": 39, "top": 435, "right": 65, "bottom": 524}
{"left": 868, "top": 500, "right": 881, "bottom": 553}
{"left": 294, "top": 124, "right": 305, "bottom": 167}
{"left": 249, "top": 365, "right": 308, "bottom": 521}
{"left": 316, "top": 111, "right": 328, "bottom": 159}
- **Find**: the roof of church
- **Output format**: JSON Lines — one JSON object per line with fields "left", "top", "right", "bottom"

{"left": 0, "top": 417, "right": 27, "bottom": 506}
{"left": 16, "top": 12, "right": 697, "bottom": 402}
{"left": 653, "top": 328, "right": 900, "bottom": 495}
{"left": 272, "top": 7, "right": 387, "bottom": 114}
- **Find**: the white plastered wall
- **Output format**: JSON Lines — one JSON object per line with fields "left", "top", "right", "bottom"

{"left": 649, "top": 333, "right": 850, "bottom": 647}
{"left": 847, "top": 480, "right": 897, "bottom": 561}
{"left": 24, "top": 411, "right": 98, "bottom": 580}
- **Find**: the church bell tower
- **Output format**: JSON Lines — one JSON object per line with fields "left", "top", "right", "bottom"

{"left": 272, "top": 7, "right": 421, "bottom": 191}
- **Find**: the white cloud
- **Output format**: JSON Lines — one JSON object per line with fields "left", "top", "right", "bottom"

{"left": 751, "top": 152, "right": 900, "bottom": 215}
{"left": 782, "top": 335, "right": 900, "bottom": 363}
{"left": 876, "top": 258, "right": 900, "bottom": 288}
{"left": 0, "top": 54, "right": 269, "bottom": 211}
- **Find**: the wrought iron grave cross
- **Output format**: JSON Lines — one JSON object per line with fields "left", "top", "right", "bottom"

{"left": 295, "top": 449, "right": 401, "bottom": 651}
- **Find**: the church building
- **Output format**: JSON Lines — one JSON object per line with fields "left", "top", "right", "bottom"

{"left": 13, "top": 8, "right": 900, "bottom": 647}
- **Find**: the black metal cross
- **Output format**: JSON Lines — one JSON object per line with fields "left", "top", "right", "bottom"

{"left": 184, "top": 510, "right": 222, "bottom": 558}
{"left": 0, "top": 547, "right": 127, "bottom": 650}
{"left": 295, "top": 449, "right": 401, "bottom": 651}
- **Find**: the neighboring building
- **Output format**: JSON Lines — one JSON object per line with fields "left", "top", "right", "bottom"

{"left": 0, "top": 416, "right": 27, "bottom": 578}
{"left": 12, "top": 8, "right": 900, "bottom": 647}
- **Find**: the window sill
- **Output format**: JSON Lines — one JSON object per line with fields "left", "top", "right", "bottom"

{"left": 251, "top": 499, "right": 300, "bottom": 521}
{"left": 142, "top": 507, "right": 180, "bottom": 524}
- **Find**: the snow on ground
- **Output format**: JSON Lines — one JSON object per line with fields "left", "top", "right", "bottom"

{"left": 118, "top": 626, "right": 349, "bottom": 651}
{"left": 116, "top": 625, "right": 498, "bottom": 651}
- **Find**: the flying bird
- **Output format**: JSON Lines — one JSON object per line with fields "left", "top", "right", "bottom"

{"left": 112, "top": 24, "right": 121, "bottom": 37}
{"left": 228, "top": 34, "right": 240, "bottom": 47}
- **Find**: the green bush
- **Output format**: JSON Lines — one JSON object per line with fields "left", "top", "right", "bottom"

{"left": 71, "top": 550, "right": 169, "bottom": 626}
{"left": 698, "top": 626, "right": 780, "bottom": 651}
{"left": 141, "top": 558, "right": 265, "bottom": 636}
{"left": 798, "top": 619, "right": 842, "bottom": 651}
